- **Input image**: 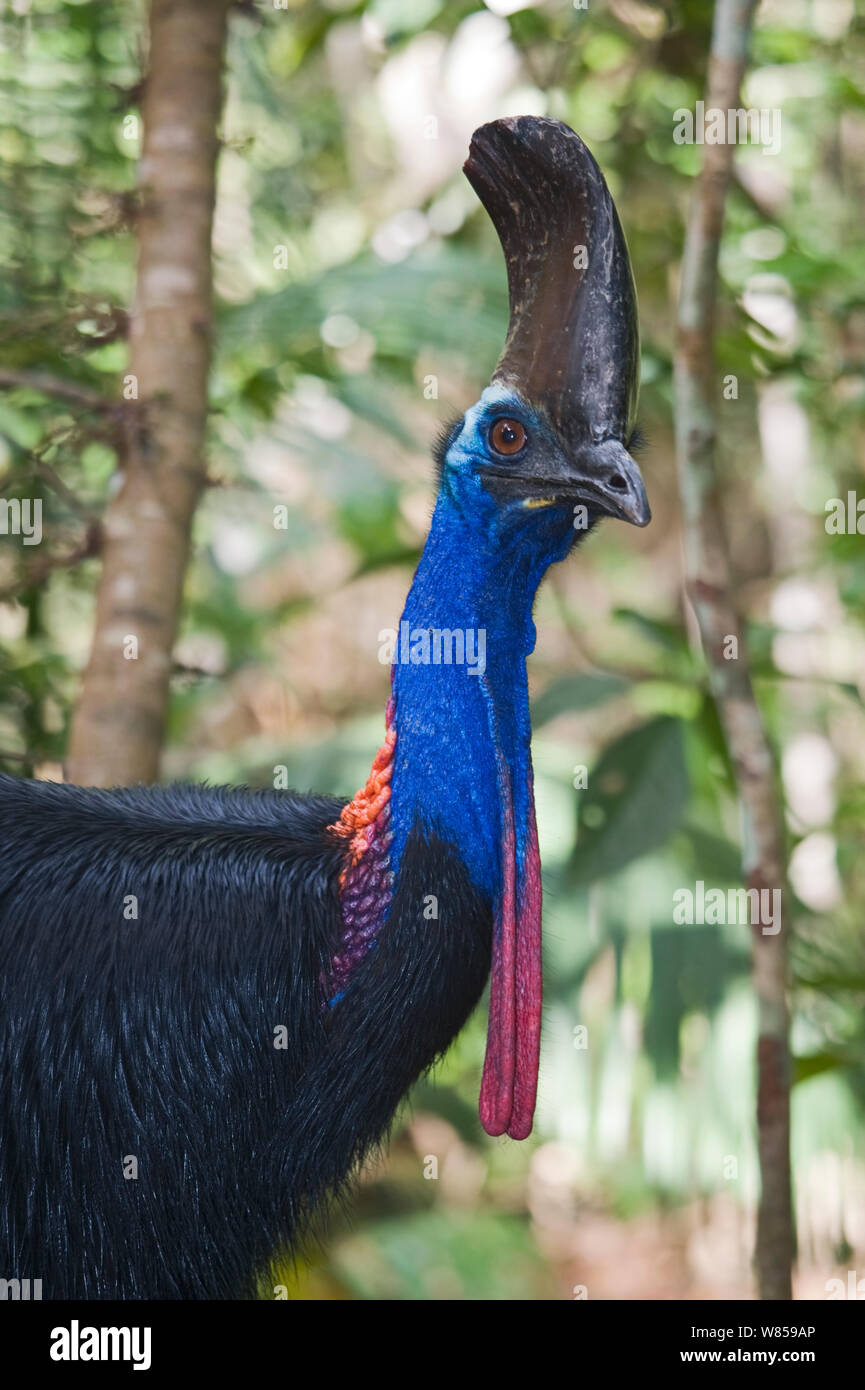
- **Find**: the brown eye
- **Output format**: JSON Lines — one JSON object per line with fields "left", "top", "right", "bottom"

{"left": 489, "top": 418, "right": 527, "bottom": 456}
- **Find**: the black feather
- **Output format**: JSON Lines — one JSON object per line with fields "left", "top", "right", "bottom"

{"left": 627, "top": 424, "right": 648, "bottom": 454}
{"left": 432, "top": 416, "right": 464, "bottom": 484}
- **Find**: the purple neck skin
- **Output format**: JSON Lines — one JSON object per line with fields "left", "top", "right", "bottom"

{"left": 326, "top": 694, "right": 397, "bottom": 1004}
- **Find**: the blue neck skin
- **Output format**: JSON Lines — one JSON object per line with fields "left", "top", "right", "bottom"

{"left": 387, "top": 388, "right": 578, "bottom": 901}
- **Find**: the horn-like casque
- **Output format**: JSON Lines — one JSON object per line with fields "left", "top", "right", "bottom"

{"left": 463, "top": 116, "right": 640, "bottom": 454}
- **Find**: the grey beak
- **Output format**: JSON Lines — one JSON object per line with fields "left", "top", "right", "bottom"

{"left": 573, "top": 440, "right": 651, "bottom": 528}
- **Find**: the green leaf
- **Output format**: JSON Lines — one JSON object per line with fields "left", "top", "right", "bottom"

{"left": 567, "top": 716, "right": 690, "bottom": 884}
{"left": 692, "top": 692, "right": 736, "bottom": 786}
{"left": 612, "top": 607, "right": 690, "bottom": 653}
{"left": 369, "top": 0, "right": 443, "bottom": 43}
{"left": 796, "top": 971, "right": 865, "bottom": 995}
{"left": 239, "top": 368, "right": 282, "bottom": 418}
{"left": 333, "top": 1210, "right": 555, "bottom": 1301}
{"left": 409, "top": 1079, "right": 485, "bottom": 1147}
{"left": 675, "top": 824, "right": 742, "bottom": 882}
{"left": 794, "top": 1052, "right": 855, "bottom": 1086}
{"left": 335, "top": 487, "right": 417, "bottom": 574}
{"left": 532, "top": 672, "right": 630, "bottom": 727}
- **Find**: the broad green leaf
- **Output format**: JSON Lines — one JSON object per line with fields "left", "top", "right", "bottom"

{"left": 567, "top": 716, "right": 690, "bottom": 884}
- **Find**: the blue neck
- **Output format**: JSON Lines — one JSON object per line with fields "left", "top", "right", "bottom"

{"left": 387, "top": 482, "right": 573, "bottom": 899}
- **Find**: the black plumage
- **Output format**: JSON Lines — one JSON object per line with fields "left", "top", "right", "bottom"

{"left": 0, "top": 774, "right": 490, "bottom": 1297}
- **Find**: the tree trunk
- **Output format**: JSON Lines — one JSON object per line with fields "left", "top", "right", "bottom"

{"left": 67, "top": 0, "right": 231, "bottom": 787}
{"left": 673, "top": 0, "right": 795, "bottom": 1299}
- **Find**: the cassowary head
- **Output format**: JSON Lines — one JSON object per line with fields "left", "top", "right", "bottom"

{"left": 438, "top": 116, "right": 649, "bottom": 554}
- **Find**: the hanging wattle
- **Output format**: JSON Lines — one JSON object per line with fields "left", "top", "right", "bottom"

{"left": 479, "top": 755, "right": 543, "bottom": 1140}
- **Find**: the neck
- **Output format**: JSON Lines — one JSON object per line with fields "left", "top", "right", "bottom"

{"left": 388, "top": 489, "right": 552, "bottom": 895}
{"left": 333, "top": 482, "right": 572, "bottom": 923}
{"left": 329, "top": 483, "right": 570, "bottom": 1136}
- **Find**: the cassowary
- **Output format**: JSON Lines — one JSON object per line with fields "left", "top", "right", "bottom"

{"left": 0, "top": 117, "right": 649, "bottom": 1299}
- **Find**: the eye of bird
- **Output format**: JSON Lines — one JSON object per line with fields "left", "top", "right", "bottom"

{"left": 489, "top": 418, "right": 527, "bottom": 456}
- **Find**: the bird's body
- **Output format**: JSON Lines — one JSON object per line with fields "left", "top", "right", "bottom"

{"left": 0, "top": 774, "right": 491, "bottom": 1297}
{"left": 0, "top": 117, "right": 650, "bottom": 1299}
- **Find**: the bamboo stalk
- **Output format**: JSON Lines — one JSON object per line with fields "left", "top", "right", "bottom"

{"left": 673, "top": 0, "right": 794, "bottom": 1299}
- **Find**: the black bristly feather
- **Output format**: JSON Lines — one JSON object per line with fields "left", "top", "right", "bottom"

{"left": 0, "top": 772, "right": 491, "bottom": 1299}
{"left": 627, "top": 424, "right": 648, "bottom": 455}
{"left": 432, "top": 415, "right": 464, "bottom": 485}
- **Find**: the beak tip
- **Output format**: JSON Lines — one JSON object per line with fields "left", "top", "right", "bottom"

{"left": 583, "top": 442, "right": 651, "bottom": 529}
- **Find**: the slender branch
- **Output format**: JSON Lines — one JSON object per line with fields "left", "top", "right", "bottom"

{"left": 0, "top": 368, "right": 110, "bottom": 412}
{"left": 31, "top": 460, "right": 99, "bottom": 525}
{"left": 673, "top": 0, "right": 794, "bottom": 1300}
{"left": 0, "top": 522, "right": 102, "bottom": 604}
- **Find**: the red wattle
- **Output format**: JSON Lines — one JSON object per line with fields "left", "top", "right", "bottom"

{"left": 479, "top": 799, "right": 517, "bottom": 1137}
{"left": 479, "top": 760, "right": 542, "bottom": 1141}
{"left": 509, "top": 772, "right": 542, "bottom": 1139}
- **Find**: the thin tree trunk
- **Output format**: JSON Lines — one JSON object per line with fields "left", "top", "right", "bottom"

{"left": 673, "top": 0, "right": 795, "bottom": 1299}
{"left": 67, "top": 0, "right": 231, "bottom": 786}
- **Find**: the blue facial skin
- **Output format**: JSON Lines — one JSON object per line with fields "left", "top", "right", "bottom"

{"left": 387, "top": 385, "right": 588, "bottom": 903}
